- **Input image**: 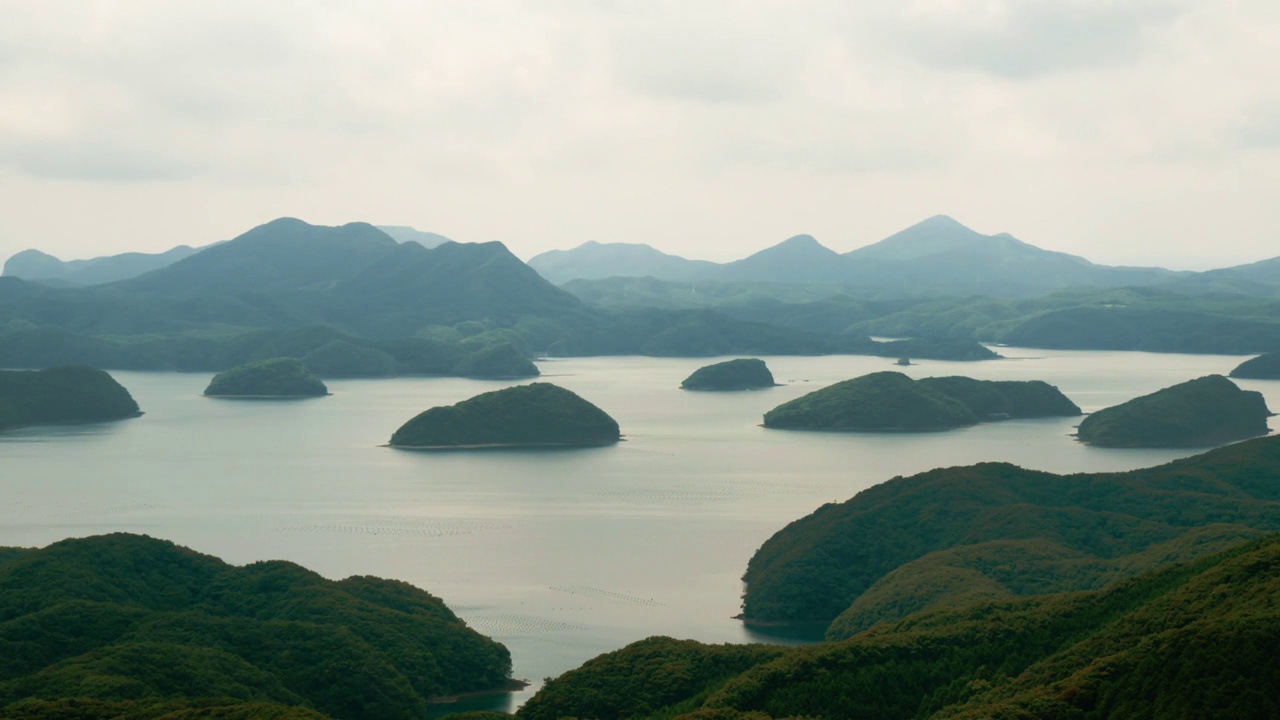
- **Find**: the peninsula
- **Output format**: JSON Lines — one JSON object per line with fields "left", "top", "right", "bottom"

{"left": 681, "top": 358, "right": 777, "bottom": 391}
{"left": 1076, "top": 374, "right": 1272, "bottom": 447}
{"left": 1230, "top": 351, "right": 1280, "bottom": 380}
{"left": 203, "top": 357, "right": 329, "bottom": 398}
{"left": 389, "top": 382, "right": 620, "bottom": 449}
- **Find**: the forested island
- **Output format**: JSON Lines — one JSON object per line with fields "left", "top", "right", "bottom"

{"left": 518, "top": 534, "right": 1280, "bottom": 719}
{"left": 1076, "top": 374, "right": 1272, "bottom": 447}
{"left": 739, "top": 436, "right": 1280, "bottom": 630}
{"left": 0, "top": 365, "right": 140, "bottom": 430}
{"left": 762, "top": 371, "right": 1079, "bottom": 432}
{"left": 1230, "top": 351, "right": 1280, "bottom": 379}
{"left": 389, "top": 383, "right": 620, "bottom": 449}
{"left": 203, "top": 357, "right": 329, "bottom": 397}
{"left": 0, "top": 533, "right": 514, "bottom": 720}
{"left": 680, "top": 358, "right": 777, "bottom": 391}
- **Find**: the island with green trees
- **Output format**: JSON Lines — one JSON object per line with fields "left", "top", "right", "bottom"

{"left": 369, "top": 438, "right": 1280, "bottom": 720}
{"left": 0, "top": 365, "right": 141, "bottom": 430}
{"left": 203, "top": 357, "right": 329, "bottom": 398}
{"left": 739, "top": 436, "right": 1280, "bottom": 631}
{"left": 519, "top": 533, "right": 1280, "bottom": 720}
{"left": 1076, "top": 374, "right": 1272, "bottom": 447}
{"left": 680, "top": 358, "right": 778, "bottom": 391}
{"left": 1230, "top": 351, "right": 1280, "bottom": 380}
{"left": 389, "top": 382, "right": 620, "bottom": 449}
{"left": 0, "top": 533, "right": 515, "bottom": 720}
{"left": 762, "top": 371, "right": 1079, "bottom": 432}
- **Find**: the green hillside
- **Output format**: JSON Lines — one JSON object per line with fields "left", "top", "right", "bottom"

{"left": 0, "top": 366, "right": 140, "bottom": 430}
{"left": 523, "top": 533, "right": 1280, "bottom": 719}
{"left": 389, "top": 383, "right": 620, "bottom": 449}
{"left": 1076, "top": 374, "right": 1272, "bottom": 447}
{"left": 762, "top": 372, "right": 1077, "bottom": 432}
{"left": 740, "top": 436, "right": 1280, "bottom": 627}
{"left": 0, "top": 534, "right": 512, "bottom": 720}
{"left": 1230, "top": 351, "right": 1280, "bottom": 379}
{"left": 203, "top": 357, "right": 329, "bottom": 397}
{"left": 681, "top": 358, "right": 777, "bottom": 391}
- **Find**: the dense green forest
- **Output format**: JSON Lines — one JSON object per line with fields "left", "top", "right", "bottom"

{"left": 0, "top": 534, "right": 513, "bottom": 720}
{"left": 762, "top": 372, "right": 1078, "bottom": 432}
{"left": 740, "top": 436, "right": 1280, "bottom": 629}
{"left": 763, "top": 372, "right": 978, "bottom": 431}
{"left": 0, "top": 366, "right": 140, "bottom": 429}
{"left": 1075, "top": 374, "right": 1272, "bottom": 447}
{"left": 389, "top": 383, "right": 620, "bottom": 449}
{"left": 681, "top": 359, "right": 777, "bottom": 391}
{"left": 204, "top": 357, "right": 329, "bottom": 397}
{"left": 1230, "top": 351, "right": 1280, "bottom": 379}
{"left": 516, "top": 533, "right": 1280, "bottom": 719}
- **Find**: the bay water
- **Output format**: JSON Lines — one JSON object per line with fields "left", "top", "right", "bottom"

{"left": 2, "top": 348, "right": 1276, "bottom": 714}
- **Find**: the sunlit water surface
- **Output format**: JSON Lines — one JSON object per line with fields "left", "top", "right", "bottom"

{"left": 2, "top": 348, "right": 1277, "bottom": 714}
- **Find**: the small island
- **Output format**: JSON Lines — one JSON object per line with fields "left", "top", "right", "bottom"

{"left": 764, "top": 371, "right": 977, "bottom": 431}
{"left": 763, "top": 371, "right": 1080, "bottom": 432}
{"left": 390, "top": 382, "right": 620, "bottom": 449}
{"left": 0, "top": 365, "right": 141, "bottom": 430}
{"left": 203, "top": 357, "right": 329, "bottom": 398}
{"left": 1230, "top": 351, "right": 1280, "bottom": 380}
{"left": 681, "top": 358, "right": 778, "bottom": 391}
{"left": 1076, "top": 374, "right": 1272, "bottom": 448}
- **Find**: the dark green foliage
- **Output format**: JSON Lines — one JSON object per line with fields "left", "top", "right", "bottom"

{"left": 681, "top": 359, "right": 777, "bottom": 391}
{"left": 1, "top": 697, "right": 333, "bottom": 719}
{"left": 519, "top": 535, "right": 1280, "bottom": 720}
{"left": 0, "top": 365, "right": 140, "bottom": 429}
{"left": 1229, "top": 351, "right": 1280, "bottom": 379}
{"left": 301, "top": 340, "right": 400, "bottom": 377}
{"left": 917, "top": 376, "right": 1081, "bottom": 419}
{"left": 740, "top": 436, "right": 1280, "bottom": 626}
{"left": 0, "top": 534, "right": 512, "bottom": 720}
{"left": 389, "top": 383, "right": 619, "bottom": 449}
{"left": 1076, "top": 374, "right": 1272, "bottom": 448}
{"left": 203, "top": 358, "right": 328, "bottom": 398}
{"left": 518, "top": 637, "right": 787, "bottom": 720}
{"left": 452, "top": 342, "right": 539, "bottom": 379}
{"left": 762, "top": 372, "right": 978, "bottom": 431}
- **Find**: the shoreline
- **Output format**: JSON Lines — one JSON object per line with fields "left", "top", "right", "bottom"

{"left": 387, "top": 438, "right": 624, "bottom": 451}
{"left": 427, "top": 678, "right": 531, "bottom": 705}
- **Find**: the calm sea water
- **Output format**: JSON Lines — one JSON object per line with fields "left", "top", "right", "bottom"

{"left": 2, "top": 348, "right": 1277, "bottom": 715}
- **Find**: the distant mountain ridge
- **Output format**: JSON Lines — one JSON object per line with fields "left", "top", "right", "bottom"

{"left": 530, "top": 215, "right": 1192, "bottom": 296}
{"left": 2, "top": 224, "right": 448, "bottom": 286}
{"left": 3, "top": 245, "right": 206, "bottom": 286}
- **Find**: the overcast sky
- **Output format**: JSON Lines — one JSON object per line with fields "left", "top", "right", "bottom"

{"left": 1, "top": 0, "right": 1277, "bottom": 269}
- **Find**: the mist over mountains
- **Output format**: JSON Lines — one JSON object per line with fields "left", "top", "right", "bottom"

{"left": 530, "top": 215, "right": 1191, "bottom": 295}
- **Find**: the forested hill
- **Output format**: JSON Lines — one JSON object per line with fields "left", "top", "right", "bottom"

{"left": 519, "top": 533, "right": 1280, "bottom": 719}
{"left": 0, "top": 533, "right": 513, "bottom": 720}
{"left": 740, "top": 435, "right": 1280, "bottom": 630}
{"left": 0, "top": 218, "right": 997, "bottom": 370}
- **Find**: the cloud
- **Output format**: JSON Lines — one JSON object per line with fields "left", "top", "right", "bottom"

{"left": 860, "top": 0, "right": 1189, "bottom": 79}
{"left": 0, "top": 141, "right": 204, "bottom": 182}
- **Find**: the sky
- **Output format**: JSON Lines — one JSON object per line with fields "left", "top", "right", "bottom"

{"left": 1, "top": 0, "right": 1278, "bottom": 270}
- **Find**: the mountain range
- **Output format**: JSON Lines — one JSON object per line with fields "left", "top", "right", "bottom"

{"left": 529, "top": 215, "right": 1194, "bottom": 295}
{"left": 1, "top": 225, "right": 447, "bottom": 287}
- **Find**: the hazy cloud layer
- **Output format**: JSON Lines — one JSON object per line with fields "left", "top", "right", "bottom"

{"left": 0, "top": 0, "right": 1276, "bottom": 269}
